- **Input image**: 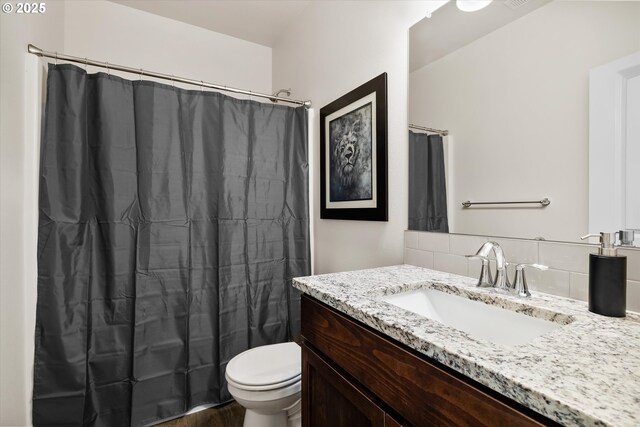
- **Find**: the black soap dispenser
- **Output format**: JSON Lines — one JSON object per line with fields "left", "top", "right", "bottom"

{"left": 581, "top": 232, "right": 627, "bottom": 317}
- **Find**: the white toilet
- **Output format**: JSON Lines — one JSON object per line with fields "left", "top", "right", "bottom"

{"left": 226, "top": 342, "right": 302, "bottom": 427}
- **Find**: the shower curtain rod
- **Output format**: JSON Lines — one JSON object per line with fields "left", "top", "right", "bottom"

{"left": 27, "top": 44, "right": 312, "bottom": 108}
{"left": 409, "top": 123, "right": 448, "bottom": 136}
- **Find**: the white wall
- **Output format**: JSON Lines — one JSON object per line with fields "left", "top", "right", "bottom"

{"left": 409, "top": 1, "right": 640, "bottom": 242}
{"left": 0, "top": 2, "right": 272, "bottom": 425}
{"left": 64, "top": 0, "right": 272, "bottom": 94}
{"left": 272, "top": 1, "right": 445, "bottom": 274}
{"left": 0, "top": 4, "right": 64, "bottom": 426}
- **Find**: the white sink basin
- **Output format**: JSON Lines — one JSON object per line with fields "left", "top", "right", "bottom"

{"left": 381, "top": 288, "right": 564, "bottom": 347}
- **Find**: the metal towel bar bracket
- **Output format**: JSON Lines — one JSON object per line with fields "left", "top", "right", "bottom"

{"left": 461, "top": 198, "right": 551, "bottom": 208}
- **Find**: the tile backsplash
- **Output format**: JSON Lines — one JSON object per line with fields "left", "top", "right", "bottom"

{"left": 404, "top": 231, "right": 640, "bottom": 313}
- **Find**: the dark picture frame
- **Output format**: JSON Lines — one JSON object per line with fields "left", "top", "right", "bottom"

{"left": 320, "top": 73, "right": 388, "bottom": 221}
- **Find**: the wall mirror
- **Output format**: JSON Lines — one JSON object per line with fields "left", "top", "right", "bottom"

{"left": 408, "top": 0, "right": 640, "bottom": 245}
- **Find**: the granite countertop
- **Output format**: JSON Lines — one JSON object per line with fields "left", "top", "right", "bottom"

{"left": 292, "top": 265, "right": 640, "bottom": 427}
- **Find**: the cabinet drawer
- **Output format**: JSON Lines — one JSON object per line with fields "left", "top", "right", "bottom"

{"left": 301, "top": 295, "right": 554, "bottom": 427}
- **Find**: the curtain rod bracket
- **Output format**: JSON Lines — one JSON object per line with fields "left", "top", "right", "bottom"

{"left": 28, "top": 44, "right": 43, "bottom": 56}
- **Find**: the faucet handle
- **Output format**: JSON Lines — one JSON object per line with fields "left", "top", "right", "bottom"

{"left": 516, "top": 263, "right": 548, "bottom": 271}
{"left": 466, "top": 255, "right": 493, "bottom": 288}
{"left": 580, "top": 234, "right": 601, "bottom": 240}
{"left": 512, "top": 264, "right": 548, "bottom": 297}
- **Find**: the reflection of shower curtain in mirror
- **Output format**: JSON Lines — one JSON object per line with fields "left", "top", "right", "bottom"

{"left": 408, "top": 131, "right": 449, "bottom": 232}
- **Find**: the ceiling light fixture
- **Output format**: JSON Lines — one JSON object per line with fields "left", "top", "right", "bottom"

{"left": 456, "top": 0, "right": 493, "bottom": 12}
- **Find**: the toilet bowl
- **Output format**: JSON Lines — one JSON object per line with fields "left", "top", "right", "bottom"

{"left": 226, "top": 342, "right": 301, "bottom": 427}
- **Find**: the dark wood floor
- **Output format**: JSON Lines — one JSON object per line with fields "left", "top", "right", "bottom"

{"left": 156, "top": 401, "right": 245, "bottom": 427}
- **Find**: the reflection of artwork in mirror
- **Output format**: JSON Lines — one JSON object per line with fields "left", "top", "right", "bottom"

{"left": 408, "top": 130, "right": 449, "bottom": 232}
{"left": 320, "top": 73, "right": 388, "bottom": 221}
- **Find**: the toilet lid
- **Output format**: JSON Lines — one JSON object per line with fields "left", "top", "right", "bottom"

{"left": 226, "top": 342, "right": 301, "bottom": 388}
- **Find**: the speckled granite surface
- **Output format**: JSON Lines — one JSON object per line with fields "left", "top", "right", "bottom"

{"left": 293, "top": 265, "right": 640, "bottom": 427}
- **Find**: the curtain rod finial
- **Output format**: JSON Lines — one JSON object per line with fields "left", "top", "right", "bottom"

{"left": 28, "top": 44, "right": 43, "bottom": 56}
{"left": 303, "top": 100, "right": 312, "bottom": 108}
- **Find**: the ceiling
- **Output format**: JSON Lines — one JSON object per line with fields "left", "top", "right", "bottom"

{"left": 110, "top": 0, "right": 312, "bottom": 47}
{"left": 410, "top": 0, "right": 551, "bottom": 72}
{"left": 110, "top": 0, "right": 551, "bottom": 65}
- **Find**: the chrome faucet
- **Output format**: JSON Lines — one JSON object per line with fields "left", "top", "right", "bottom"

{"left": 466, "top": 241, "right": 548, "bottom": 298}
{"left": 466, "top": 241, "right": 510, "bottom": 292}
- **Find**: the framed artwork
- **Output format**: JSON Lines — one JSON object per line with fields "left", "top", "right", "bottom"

{"left": 320, "top": 73, "right": 388, "bottom": 221}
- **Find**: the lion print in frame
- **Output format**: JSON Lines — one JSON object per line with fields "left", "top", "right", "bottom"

{"left": 329, "top": 103, "right": 373, "bottom": 202}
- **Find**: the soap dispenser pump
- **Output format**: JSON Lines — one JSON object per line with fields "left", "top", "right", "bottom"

{"left": 580, "top": 232, "right": 627, "bottom": 317}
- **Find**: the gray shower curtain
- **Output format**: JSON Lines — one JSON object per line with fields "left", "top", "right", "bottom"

{"left": 408, "top": 130, "right": 449, "bottom": 232}
{"left": 33, "top": 64, "right": 310, "bottom": 427}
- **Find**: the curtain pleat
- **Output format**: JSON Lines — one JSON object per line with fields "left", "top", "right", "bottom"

{"left": 408, "top": 130, "right": 449, "bottom": 232}
{"left": 33, "top": 64, "right": 310, "bottom": 427}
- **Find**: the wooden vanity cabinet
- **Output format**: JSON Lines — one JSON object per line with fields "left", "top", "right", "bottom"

{"left": 303, "top": 344, "right": 393, "bottom": 426}
{"left": 300, "top": 295, "right": 558, "bottom": 427}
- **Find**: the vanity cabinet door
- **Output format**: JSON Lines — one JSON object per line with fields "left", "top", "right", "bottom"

{"left": 302, "top": 343, "right": 387, "bottom": 427}
{"left": 301, "top": 295, "right": 554, "bottom": 427}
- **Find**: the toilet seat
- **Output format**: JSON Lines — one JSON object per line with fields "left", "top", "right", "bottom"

{"left": 227, "top": 373, "right": 301, "bottom": 391}
{"left": 226, "top": 342, "right": 301, "bottom": 391}
{"left": 227, "top": 376, "right": 301, "bottom": 402}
